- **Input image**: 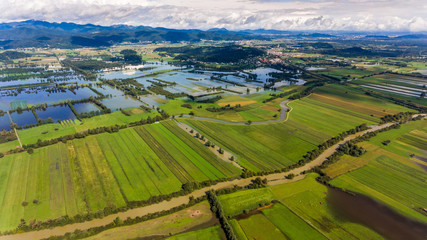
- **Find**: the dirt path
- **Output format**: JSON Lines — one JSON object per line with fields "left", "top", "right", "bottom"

{"left": 7, "top": 110, "right": 22, "bottom": 147}
{"left": 177, "top": 100, "right": 290, "bottom": 125}
{"left": 0, "top": 119, "right": 403, "bottom": 240}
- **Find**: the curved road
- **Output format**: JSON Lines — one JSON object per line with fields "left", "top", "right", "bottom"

{"left": 0, "top": 118, "right": 404, "bottom": 240}
{"left": 176, "top": 100, "right": 291, "bottom": 125}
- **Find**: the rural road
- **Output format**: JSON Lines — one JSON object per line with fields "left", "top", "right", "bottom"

{"left": 176, "top": 100, "right": 290, "bottom": 125}
{"left": 0, "top": 117, "right": 404, "bottom": 240}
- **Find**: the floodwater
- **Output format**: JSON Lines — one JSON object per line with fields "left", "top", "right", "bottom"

{"left": 10, "top": 110, "right": 37, "bottom": 127}
{"left": 0, "top": 87, "right": 98, "bottom": 111}
{"left": 0, "top": 114, "right": 11, "bottom": 131}
{"left": 35, "top": 105, "right": 76, "bottom": 122}
{"left": 327, "top": 187, "right": 427, "bottom": 240}
{"left": 0, "top": 62, "right": 306, "bottom": 129}
{"left": 102, "top": 95, "right": 142, "bottom": 112}
{"left": 73, "top": 102, "right": 100, "bottom": 114}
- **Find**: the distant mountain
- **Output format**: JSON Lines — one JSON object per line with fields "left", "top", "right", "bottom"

{"left": 394, "top": 34, "right": 427, "bottom": 39}
{"left": 0, "top": 20, "right": 263, "bottom": 49}
{"left": 363, "top": 35, "right": 390, "bottom": 40}
{"left": 0, "top": 20, "right": 425, "bottom": 49}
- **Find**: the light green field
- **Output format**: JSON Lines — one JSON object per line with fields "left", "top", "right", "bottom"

{"left": 85, "top": 201, "right": 216, "bottom": 240}
{"left": 0, "top": 120, "right": 240, "bottom": 232}
{"left": 160, "top": 94, "right": 278, "bottom": 123}
{"left": 229, "top": 219, "right": 248, "bottom": 240}
{"left": 218, "top": 188, "right": 274, "bottom": 217}
{"left": 237, "top": 214, "right": 288, "bottom": 240}
{"left": 181, "top": 90, "right": 378, "bottom": 171}
{"left": 270, "top": 173, "right": 384, "bottom": 240}
{"left": 288, "top": 97, "right": 377, "bottom": 136}
{"left": 263, "top": 203, "right": 328, "bottom": 240}
{"left": 0, "top": 140, "right": 19, "bottom": 152}
{"left": 0, "top": 143, "right": 126, "bottom": 231}
{"left": 317, "top": 67, "right": 384, "bottom": 79}
{"left": 181, "top": 119, "right": 324, "bottom": 171}
{"left": 16, "top": 108, "right": 159, "bottom": 146}
{"left": 166, "top": 225, "right": 224, "bottom": 240}
{"left": 329, "top": 120, "right": 427, "bottom": 223}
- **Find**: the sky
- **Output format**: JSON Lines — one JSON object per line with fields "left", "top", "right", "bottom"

{"left": 1, "top": 0, "right": 426, "bottom": 31}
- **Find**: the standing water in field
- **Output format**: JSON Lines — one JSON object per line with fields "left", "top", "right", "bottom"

{"left": 0, "top": 114, "right": 11, "bottom": 130}
{"left": 327, "top": 187, "right": 427, "bottom": 240}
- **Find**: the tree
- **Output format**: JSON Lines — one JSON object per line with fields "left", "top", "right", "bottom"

{"left": 247, "top": 120, "right": 252, "bottom": 125}
{"left": 286, "top": 173, "right": 295, "bottom": 179}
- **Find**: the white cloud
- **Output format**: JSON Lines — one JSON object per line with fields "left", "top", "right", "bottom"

{"left": 0, "top": 0, "right": 426, "bottom": 31}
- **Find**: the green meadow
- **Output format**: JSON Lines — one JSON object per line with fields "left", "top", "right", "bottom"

{"left": 165, "top": 225, "right": 223, "bottom": 240}
{"left": 270, "top": 174, "right": 384, "bottom": 240}
{"left": 86, "top": 201, "right": 217, "bottom": 240}
{"left": 329, "top": 119, "right": 427, "bottom": 223}
{"left": 181, "top": 89, "right": 387, "bottom": 171}
{"left": 0, "top": 120, "right": 240, "bottom": 232}
{"left": 218, "top": 188, "right": 274, "bottom": 217}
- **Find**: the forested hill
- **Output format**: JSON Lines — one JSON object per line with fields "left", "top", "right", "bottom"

{"left": 1, "top": 20, "right": 426, "bottom": 49}
{"left": 0, "top": 20, "right": 263, "bottom": 49}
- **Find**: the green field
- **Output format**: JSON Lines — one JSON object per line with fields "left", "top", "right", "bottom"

{"left": 237, "top": 214, "right": 288, "bottom": 240}
{"left": 218, "top": 188, "right": 274, "bottom": 217}
{"left": 160, "top": 94, "right": 280, "bottom": 123}
{"left": 86, "top": 201, "right": 217, "bottom": 240}
{"left": 180, "top": 119, "right": 324, "bottom": 171}
{"left": 262, "top": 204, "right": 328, "bottom": 240}
{"left": 270, "top": 173, "right": 384, "bottom": 239}
{"left": 0, "top": 120, "right": 240, "bottom": 231}
{"left": 16, "top": 108, "right": 159, "bottom": 146}
{"left": 311, "top": 84, "right": 412, "bottom": 118}
{"left": 166, "top": 225, "right": 224, "bottom": 240}
{"left": 181, "top": 90, "right": 382, "bottom": 171}
{"left": 329, "top": 120, "right": 427, "bottom": 223}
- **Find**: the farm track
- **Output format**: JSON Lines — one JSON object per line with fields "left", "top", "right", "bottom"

{"left": 6, "top": 110, "right": 22, "bottom": 147}
{"left": 177, "top": 100, "right": 291, "bottom": 125}
{"left": 1, "top": 114, "right": 419, "bottom": 240}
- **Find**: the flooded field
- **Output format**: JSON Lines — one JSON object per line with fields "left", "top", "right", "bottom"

{"left": 35, "top": 105, "right": 76, "bottom": 122}
{"left": 10, "top": 110, "right": 37, "bottom": 127}
{"left": 73, "top": 102, "right": 100, "bottom": 114}
{"left": 327, "top": 187, "right": 427, "bottom": 240}
{"left": 0, "top": 62, "right": 305, "bottom": 129}
{"left": 0, "top": 114, "right": 11, "bottom": 130}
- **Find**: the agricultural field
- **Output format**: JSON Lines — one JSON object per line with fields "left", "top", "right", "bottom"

{"left": 229, "top": 203, "right": 328, "bottom": 240}
{"left": 85, "top": 201, "right": 219, "bottom": 240}
{"left": 351, "top": 74, "right": 427, "bottom": 106}
{"left": 218, "top": 188, "right": 274, "bottom": 217}
{"left": 180, "top": 119, "right": 323, "bottom": 171}
{"left": 270, "top": 173, "right": 384, "bottom": 239}
{"left": 180, "top": 87, "right": 393, "bottom": 171}
{"left": 236, "top": 214, "right": 288, "bottom": 240}
{"left": 0, "top": 120, "right": 240, "bottom": 231}
{"left": 14, "top": 108, "right": 159, "bottom": 147}
{"left": 329, "top": 119, "right": 427, "bottom": 223}
{"left": 262, "top": 204, "right": 328, "bottom": 240}
{"left": 160, "top": 94, "right": 280, "bottom": 123}
{"left": 316, "top": 66, "right": 385, "bottom": 79}
{"left": 165, "top": 225, "right": 224, "bottom": 240}
{"left": 311, "top": 84, "right": 413, "bottom": 118}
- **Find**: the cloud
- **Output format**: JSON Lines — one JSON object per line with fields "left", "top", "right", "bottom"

{"left": 0, "top": 0, "right": 426, "bottom": 31}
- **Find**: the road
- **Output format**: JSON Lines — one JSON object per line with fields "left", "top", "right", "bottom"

{"left": 0, "top": 118, "right": 400, "bottom": 240}
{"left": 176, "top": 100, "right": 290, "bottom": 125}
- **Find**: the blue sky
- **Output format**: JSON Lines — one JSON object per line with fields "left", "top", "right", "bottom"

{"left": 1, "top": 0, "right": 426, "bottom": 31}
